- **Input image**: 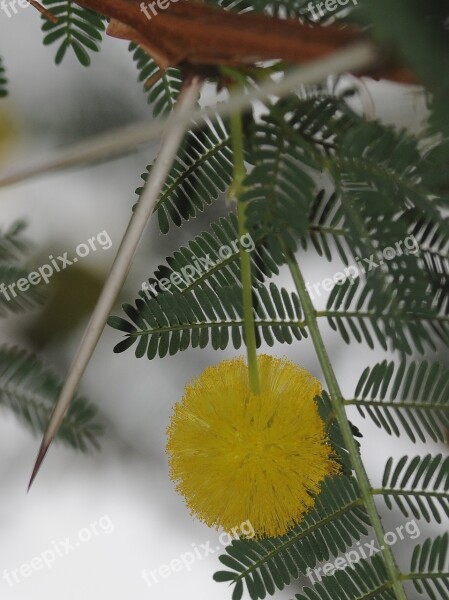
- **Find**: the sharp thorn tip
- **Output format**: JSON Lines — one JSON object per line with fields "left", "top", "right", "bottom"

{"left": 27, "top": 441, "right": 49, "bottom": 492}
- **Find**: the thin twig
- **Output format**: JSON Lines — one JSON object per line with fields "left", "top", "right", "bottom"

{"left": 0, "top": 41, "right": 378, "bottom": 190}
{"left": 230, "top": 95, "right": 261, "bottom": 394}
{"left": 285, "top": 249, "right": 408, "bottom": 600}
{"left": 28, "top": 76, "right": 203, "bottom": 489}
{"left": 28, "top": 0, "right": 58, "bottom": 22}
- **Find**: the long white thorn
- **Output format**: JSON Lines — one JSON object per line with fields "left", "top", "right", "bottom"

{"left": 28, "top": 76, "right": 203, "bottom": 489}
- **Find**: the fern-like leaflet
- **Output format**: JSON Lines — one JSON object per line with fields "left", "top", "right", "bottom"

{"left": 41, "top": 0, "right": 105, "bottom": 65}
{"left": 0, "top": 55, "right": 7, "bottom": 97}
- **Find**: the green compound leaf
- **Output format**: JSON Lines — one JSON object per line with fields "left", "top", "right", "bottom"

{"left": 41, "top": 0, "right": 105, "bottom": 66}
{"left": 0, "top": 345, "right": 103, "bottom": 451}
{"left": 214, "top": 476, "right": 368, "bottom": 600}
{"left": 350, "top": 360, "right": 449, "bottom": 443}
{"left": 136, "top": 117, "right": 234, "bottom": 233}
{"left": 0, "top": 55, "right": 8, "bottom": 97}
{"left": 128, "top": 42, "right": 182, "bottom": 117}
{"left": 379, "top": 454, "right": 449, "bottom": 524}
{"left": 408, "top": 533, "right": 449, "bottom": 600}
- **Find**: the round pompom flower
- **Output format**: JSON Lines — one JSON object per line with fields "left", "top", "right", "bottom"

{"left": 166, "top": 354, "right": 339, "bottom": 538}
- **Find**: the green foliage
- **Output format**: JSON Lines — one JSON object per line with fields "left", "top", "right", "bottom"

{"left": 41, "top": 0, "right": 105, "bottom": 65}
{"left": 140, "top": 213, "right": 280, "bottom": 295}
{"left": 0, "top": 345, "right": 103, "bottom": 450}
{"left": 299, "top": 189, "right": 349, "bottom": 264}
{"left": 241, "top": 104, "right": 318, "bottom": 258}
{"left": 328, "top": 122, "right": 449, "bottom": 343}
{"left": 213, "top": 0, "right": 355, "bottom": 21}
{"left": 318, "top": 391, "right": 363, "bottom": 474}
{"left": 351, "top": 360, "right": 449, "bottom": 443}
{"left": 294, "top": 555, "right": 395, "bottom": 600}
{"left": 380, "top": 454, "right": 449, "bottom": 523}
{"left": 0, "top": 265, "right": 43, "bottom": 315}
{"left": 109, "top": 211, "right": 308, "bottom": 356}
{"left": 325, "top": 276, "right": 449, "bottom": 355}
{"left": 0, "top": 221, "right": 30, "bottom": 262}
{"left": 128, "top": 42, "right": 182, "bottom": 117}
{"left": 0, "top": 221, "right": 43, "bottom": 314}
{"left": 213, "top": 476, "right": 369, "bottom": 600}
{"left": 109, "top": 280, "right": 307, "bottom": 358}
{"left": 358, "top": 0, "right": 449, "bottom": 136}
{"left": 0, "top": 56, "right": 7, "bottom": 98}
{"left": 0, "top": 222, "right": 101, "bottom": 451}
{"left": 242, "top": 95, "right": 359, "bottom": 261}
{"left": 137, "top": 118, "right": 233, "bottom": 233}
{"left": 409, "top": 534, "right": 449, "bottom": 600}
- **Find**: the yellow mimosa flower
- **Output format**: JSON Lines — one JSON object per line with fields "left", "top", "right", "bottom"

{"left": 167, "top": 354, "right": 340, "bottom": 538}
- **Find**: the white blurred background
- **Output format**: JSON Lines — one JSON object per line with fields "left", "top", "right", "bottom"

{"left": 0, "top": 8, "right": 446, "bottom": 600}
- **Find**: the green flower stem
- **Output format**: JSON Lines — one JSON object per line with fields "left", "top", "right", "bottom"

{"left": 286, "top": 248, "right": 407, "bottom": 600}
{"left": 230, "top": 105, "right": 260, "bottom": 395}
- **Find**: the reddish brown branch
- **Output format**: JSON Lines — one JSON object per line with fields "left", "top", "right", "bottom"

{"left": 72, "top": 0, "right": 414, "bottom": 83}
